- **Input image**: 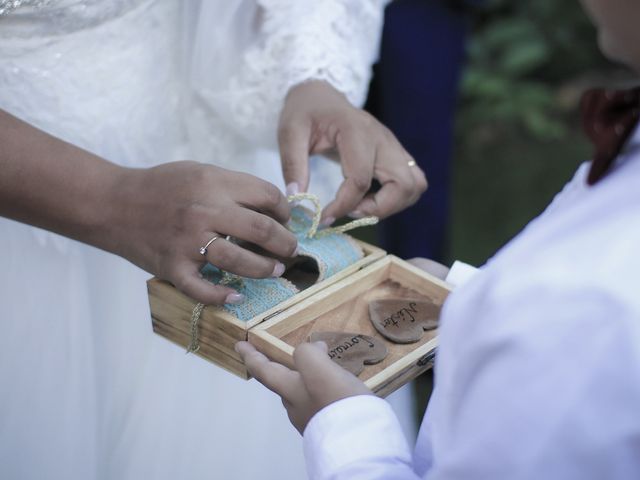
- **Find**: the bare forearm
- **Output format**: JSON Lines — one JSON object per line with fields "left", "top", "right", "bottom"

{"left": 0, "top": 109, "right": 304, "bottom": 305}
{"left": 0, "top": 108, "right": 125, "bottom": 252}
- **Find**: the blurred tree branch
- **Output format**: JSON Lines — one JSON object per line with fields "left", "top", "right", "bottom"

{"left": 460, "top": 0, "right": 618, "bottom": 144}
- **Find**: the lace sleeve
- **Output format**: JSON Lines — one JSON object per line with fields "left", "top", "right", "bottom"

{"left": 189, "top": 0, "right": 388, "bottom": 148}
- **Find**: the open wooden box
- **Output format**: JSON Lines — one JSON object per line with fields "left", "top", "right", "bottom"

{"left": 148, "top": 241, "right": 452, "bottom": 397}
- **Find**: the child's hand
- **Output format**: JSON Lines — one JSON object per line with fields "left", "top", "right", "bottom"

{"left": 278, "top": 80, "right": 428, "bottom": 224}
{"left": 236, "top": 340, "right": 372, "bottom": 434}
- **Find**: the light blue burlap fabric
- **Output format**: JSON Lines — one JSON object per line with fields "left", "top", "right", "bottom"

{"left": 201, "top": 206, "right": 364, "bottom": 322}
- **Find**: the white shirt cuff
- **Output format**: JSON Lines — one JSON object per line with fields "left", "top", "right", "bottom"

{"left": 445, "top": 260, "right": 479, "bottom": 287}
{"left": 303, "top": 395, "right": 412, "bottom": 480}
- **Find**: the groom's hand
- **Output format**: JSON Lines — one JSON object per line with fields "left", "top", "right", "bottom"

{"left": 278, "top": 80, "right": 428, "bottom": 224}
{"left": 236, "top": 340, "right": 372, "bottom": 434}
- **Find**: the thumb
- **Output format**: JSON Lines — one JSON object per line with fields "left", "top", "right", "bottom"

{"left": 294, "top": 341, "right": 369, "bottom": 404}
{"left": 278, "top": 120, "right": 312, "bottom": 194}
{"left": 294, "top": 341, "right": 344, "bottom": 387}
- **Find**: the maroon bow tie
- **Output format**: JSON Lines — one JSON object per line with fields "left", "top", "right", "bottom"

{"left": 581, "top": 87, "right": 640, "bottom": 185}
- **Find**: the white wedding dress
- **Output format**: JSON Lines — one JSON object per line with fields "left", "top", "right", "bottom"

{"left": 0, "top": 1, "right": 414, "bottom": 479}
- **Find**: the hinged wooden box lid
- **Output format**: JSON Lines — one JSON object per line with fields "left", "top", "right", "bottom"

{"left": 148, "top": 241, "right": 451, "bottom": 397}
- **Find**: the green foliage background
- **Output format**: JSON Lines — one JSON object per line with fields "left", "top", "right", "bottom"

{"left": 449, "top": 0, "right": 616, "bottom": 266}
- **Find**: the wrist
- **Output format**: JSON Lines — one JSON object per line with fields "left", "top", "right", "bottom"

{"left": 285, "top": 79, "right": 348, "bottom": 106}
{"left": 86, "top": 163, "right": 137, "bottom": 257}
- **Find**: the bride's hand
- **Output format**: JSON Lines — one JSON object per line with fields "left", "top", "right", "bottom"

{"left": 278, "top": 80, "right": 428, "bottom": 224}
{"left": 111, "top": 162, "right": 298, "bottom": 305}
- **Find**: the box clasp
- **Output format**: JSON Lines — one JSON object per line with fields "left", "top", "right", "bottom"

{"left": 417, "top": 349, "right": 437, "bottom": 368}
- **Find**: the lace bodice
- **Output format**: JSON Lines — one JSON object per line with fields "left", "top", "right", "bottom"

{"left": 1, "top": 0, "right": 387, "bottom": 160}
{"left": 0, "top": 0, "right": 51, "bottom": 17}
{"left": 0, "top": 0, "right": 148, "bottom": 37}
{"left": 0, "top": 0, "right": 183, "bottom": 167}
{"left": 188, "top": 0, "right": 387, "bottom": 150}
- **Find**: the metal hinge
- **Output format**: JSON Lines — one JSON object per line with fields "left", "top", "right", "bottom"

{"left": 261, "top": 309, "right": 284, "bottom": 323}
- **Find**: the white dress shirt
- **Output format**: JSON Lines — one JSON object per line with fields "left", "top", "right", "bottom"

{"left": 303, "top": 127, "right": 640, "bottom": 480}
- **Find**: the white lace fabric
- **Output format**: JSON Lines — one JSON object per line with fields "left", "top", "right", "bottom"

{"left": 189, "top": 0, "right": 388, "bottom": 149}
{"left": 0, "top": 0, "right": 52, "bottom": 17}
{"left": 0, "top": 0, "right": 149, "bottom": 37}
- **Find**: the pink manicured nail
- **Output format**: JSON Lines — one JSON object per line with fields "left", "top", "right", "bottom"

{"left": 225, "top": 293, "right": 245, "bottom": 305}
{"left": 320, "top": 216, "right": 335, "bottom": 227}
{"left": 272, "top": 262, "right": 285, "bottom": 277}
{"left": 348, "top": 211, "right": 365, "bottom": 219}
{"left": 286, "top": 182, "right": 299, "bottom": 196}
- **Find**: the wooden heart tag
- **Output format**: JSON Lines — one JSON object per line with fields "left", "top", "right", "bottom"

{"left": 369, "top": 298, "right": 439, "bottom": 344}
{"left": 309, "top": 331, "right": 388, "bottom": 376}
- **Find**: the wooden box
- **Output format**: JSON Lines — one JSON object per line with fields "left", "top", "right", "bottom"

{"left": 148, "top": 242, "right": 452, "bottom": 397}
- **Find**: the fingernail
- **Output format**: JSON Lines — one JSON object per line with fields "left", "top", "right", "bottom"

{"left": 271, "top": 262, "right": 285, "bottom": 277}
{"left": 286, "top": 182, "right": 299, "bottom": 197}
{"left": 348, "top": 210, "right": 365, "bottom": 219}
{"left": 292, "top": 245, "right": 301, "bottom": 257}
{"left": 225, "top": 293, "right": 245, "bottom": 305}
{"left": 320, "top": 216, "right": 335, "bottom": 227}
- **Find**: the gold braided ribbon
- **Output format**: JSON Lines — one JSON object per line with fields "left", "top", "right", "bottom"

{"left": 186, "top": 273, "right": 239, "bottom": 354}
{"left": 186, "top": 193, "right": 378, "bottom": 354}
{"left": 187, "top": 303, "right": 205, "bottom": 353}
{"left": 287, "top": 192, "right": 379, "bottom": 238}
